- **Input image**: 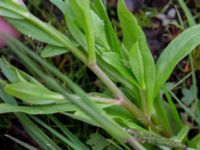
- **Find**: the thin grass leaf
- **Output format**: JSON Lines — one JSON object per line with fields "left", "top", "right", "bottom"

{"left": 175, "top": 125, "right": 190, "bottom": 142}
{"left": 154, "top": 97, "right": 172, "bottom": 135}
{"left": 0, "top": 103, "right": 77, "bottom": 114}
{"left": 168, "top": 90, "right": 198, "bottom": 124}
{"left": 0, "top": 88, "right": 62, "bottom": 150}
{"left": 5, "top": 134, "right": 38, "bottom": 150}
{"left": 164, "top": 89, "right": 183, "bottom": 133}
{"left": 32, "top": 117, "right": 83, "bottom": 150}
{"left": 5, "top": 36, "right": 145, "bottom": 150}
{"left": 177, "top": 0, "right": 199, "bottom": 112}
{"left": 0, "top": 102, "right": 113, "bottom": 115}
{"left": 49, "top": 115, "right": 90, "bottom": 150}
{"left": 177, "top": 0, "right": 196, "bottom": 26}
{"left": 189, "top": 134, "right": 200, "bottom": 148}
{"left": 19, "top": 115, "right": 62, "bottom": 150}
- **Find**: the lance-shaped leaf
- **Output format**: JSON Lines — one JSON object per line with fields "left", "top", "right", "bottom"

{"left": 50, "top": 0, "right": 87, "bottom": 49}
{"left": 155, "top": 25, "right": 200, "bottom": 96}
{"left": 4, "top": 82, "right": 66, "bottom": 105}
{"left": 93, "top": 0, "right": 121, "bottom": 53}
{"left": 69, "top": 0, "right": 96, "bottom": 63}
{"left": 7, "top": 18, "right": 62, "bottom": 46}
{"left": 41, "top": 45, "right": 68, "bottom": 58}
{"left": 129, "top": 42, "right": 145, "bottom": 87}
{"left": 50, "top": 0, "right": 109, "bottom": 52}
{"left": 0, "top": 103, "right": 76, "bottom": 114}
{"left": 102, "top": 52, "right": 139, "bottom": 88}
{"left": 0, "top": 103, "right": 112, "bottom": 115}
{"left": 118, "top": 0, "right": 156, "bottom": 113}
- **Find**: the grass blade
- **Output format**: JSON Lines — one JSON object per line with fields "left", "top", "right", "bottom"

{"left": 4, "top": 35, "right": 145, "bottom": 150}
{"left": 5, "top": 134, "right": 38, "bottom": 150}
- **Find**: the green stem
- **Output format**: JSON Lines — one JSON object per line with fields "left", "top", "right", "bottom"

{"left": 140, "top": 89, "right": 148, "bottom": 117}
{"left": 90, "top": 65, "right": 157, "bottom": 130}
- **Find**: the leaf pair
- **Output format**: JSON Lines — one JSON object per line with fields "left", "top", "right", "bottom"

{"left": 117, "top": 0, "right": 156, "bottom": 114}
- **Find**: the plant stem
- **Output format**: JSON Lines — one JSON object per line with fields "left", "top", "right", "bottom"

{"left": 127, "top": 138, "right": 146, "bottom": 150}
{"left": 89, "top": 64, "right": 154, "bottom": 129}
{"left": 140, "top": 89, "right": 148, "bottom": 117}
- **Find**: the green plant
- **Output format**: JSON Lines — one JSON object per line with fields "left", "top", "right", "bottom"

{"left": 0, "top": 0, "right": 199, "bottom": 149}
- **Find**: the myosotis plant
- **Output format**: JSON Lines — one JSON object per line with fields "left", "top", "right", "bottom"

{"left": 0, "top": 0, "right": 200, "bottom": 149}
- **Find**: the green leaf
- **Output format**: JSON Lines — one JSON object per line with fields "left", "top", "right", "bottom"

{"left": 181, "top": 87, "right": 194, "bottom": 105}
{"left": 87, "top": 132, "right": 110, "bottom": 150}
{"left": 4, "top": 82, "right": 66, "bottom": 105}
{"left": 69, "top": 0, "right": 96, "bottom": 63}
{"left": 155, "top": 25, "right": 200, "bottom": 95}
{"left": 102, "top": 52, "right": 139, "bottom": 87}
{"left": 93, "top": 0, "right": 121, "bottom": 53}
{"left": 0, "top": 58, "right": 47, "bottom": 91}
{"left": 32, "top": 117, "right": 83, "bottom": 150}
{"left": 6, "top": 18, "right": 62, "bottom": 46}
{"left": 118, "top": 0, "right": 156, "bottom": 113}
{"left": 118, "top": 0, "right": 145, "bottom": 50}
{"left": 177, "top": 0, "right": 196, "bottom": 26}
{"left": 51, "top": 0, "right": 109, "bottom": 52}
{"left": 5, "top": 135, "right": 38, "bottom": 150}
{"left": 112, "top": 117, "right": 144, "bottom": 131}
{"left": 129, "top": 42, "right": 145, "bottom": 87}
{"left": 164, "top": 88, "right": 182, "bottom": 133}
{"left": 175, "top": 125, "right": 190, "bottom": 142}
{"left": 50, "top": 0, "right": 87, "bottom": 49}
{"left": 0, "top": 103, "right": 77, "bottom": 114}
{"left": 189, "top": 134, "right": 200, "bottom": 148}
{"left": 49, "top": 116, "right": 90, "bottom": 150}
{"left": 41, "top": 45, "right": 68, "bottom": 58}
{"left": 0, "top": 8, "right": 23, "bottom": 19}
{"left": 154, "top": 97, "right": 172, "bottom": 135}
{"left": 49, "top": 0, "right": 66, "bottom": 13}
{"left": 91, "top": 10, "right": 109, "bottom": 50}
{"left": 0, "top": 88, "right": 62, "bottom": 150}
